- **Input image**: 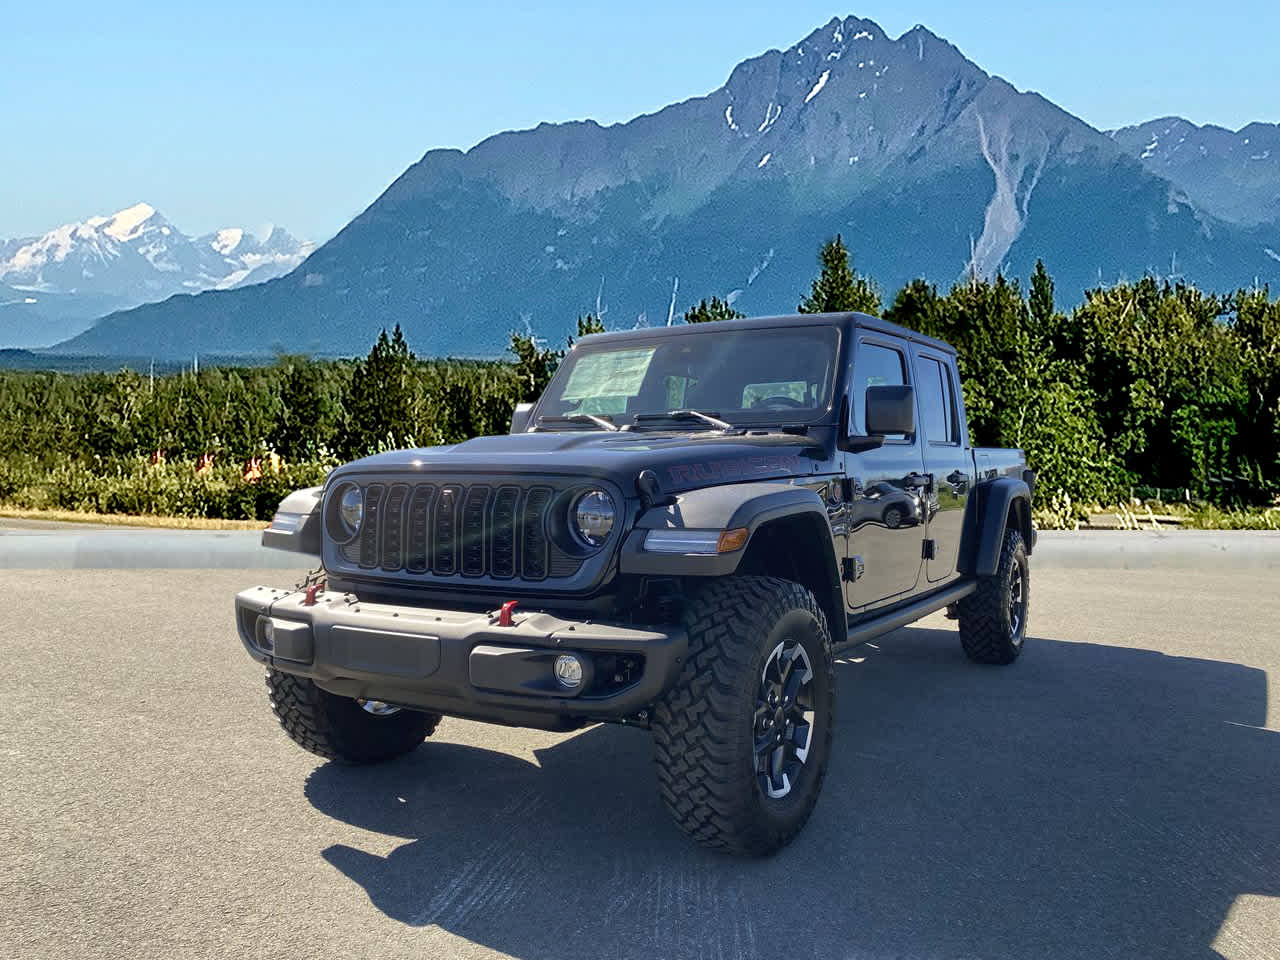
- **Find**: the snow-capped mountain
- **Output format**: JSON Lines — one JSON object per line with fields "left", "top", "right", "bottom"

{"left": 54, "top": 15, "right": 1280, "bottom": 359}
{"left": 0, "top": 204, "right": 312, "bottom": 348}
{"left": 1110, "top": 118, "right": 1280, "bottom": 226}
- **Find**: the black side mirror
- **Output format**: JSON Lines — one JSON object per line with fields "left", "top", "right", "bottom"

{"left": 865, "top": 385, "right": 915, "bottom": 437}
{"left": 837, "top": 394, "right": 886, "bottom": 453}
{"left": 510, "top": 402, "right": 534, "bottom": 434}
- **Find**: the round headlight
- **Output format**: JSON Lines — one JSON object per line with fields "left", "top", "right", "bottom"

{"left": 572, "top": 489, "right": 616, "bottom": 548}
{"left": 338, "top": 485, "right": 364, "bottom": 536}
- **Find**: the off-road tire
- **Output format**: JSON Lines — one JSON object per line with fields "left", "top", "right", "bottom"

{"left": 266, "top": 669, "right": 439, "bottom": 764}
{"left": 652, "top": 576, "right": 836, "bottom": 856}
{"left": 957, "top": 527, "right": 1029, "bottom": 665}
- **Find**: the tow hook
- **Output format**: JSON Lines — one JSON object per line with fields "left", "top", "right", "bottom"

{"left": 303, "top": 581, "right": 327, "bottom": 606}
{"left": 497, "top": 600, "right": 519, "bottom": 627}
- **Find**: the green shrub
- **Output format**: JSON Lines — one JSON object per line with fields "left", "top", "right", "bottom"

{"left": 0, "top": 254, "right": 1277, "bottom": 519}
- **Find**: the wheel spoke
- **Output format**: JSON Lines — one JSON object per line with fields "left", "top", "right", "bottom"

{"left": 1008, "top": 565, "right": 1025, "bottom": 636}
{"left": 753, "top": 637, "right": 818, "bottom": 800}
{"left": 782, "top": 666, "right": 805, "bottom": 704}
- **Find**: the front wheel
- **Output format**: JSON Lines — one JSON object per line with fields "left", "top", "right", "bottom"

{"left": 652, "top": 576, "right": 836, "bottom": 856}
{"left": 266, "top": 670, "right": 440, "bottom": 764}
{"left": 957, "top": 527, "right": 1029, "bottom": 664}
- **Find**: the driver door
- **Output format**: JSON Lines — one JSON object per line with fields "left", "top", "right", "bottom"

{"left": 844, "top": 337, "right": 927, "bottom": 611}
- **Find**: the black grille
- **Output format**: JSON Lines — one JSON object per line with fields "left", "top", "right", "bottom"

{"left": 342, "top": 479, "right": 583, "bottom": 582}
{"left": 461, "top": 486, "right": 491, "bottom": 576}
{"left": 521, "top": 487, "right": 552, "bottom": 580}
{"left": 381, "top": 484, "right": 408, "bottom": 570}
{"left": 434, "top": 485, "right": 461, "bottom": 576}
{"left": 405, "top": 484, "right": 434, "bottom": 573}
{"left": 491, "top": 486, "right": 519, "bottom": 578}
{"left": 359, "top": 484, "right": 384, "bottom": 568}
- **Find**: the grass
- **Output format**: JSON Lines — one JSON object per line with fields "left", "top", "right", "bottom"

{"left": 1034, "top": 498, "right": 1280, "bottom": 531}
{"left": 0, "top": 507, "right": 266, "bottom": 530}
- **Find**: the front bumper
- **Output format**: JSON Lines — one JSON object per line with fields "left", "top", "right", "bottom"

{"left": 234, "top": 586, "right": 687, "bottom": 727}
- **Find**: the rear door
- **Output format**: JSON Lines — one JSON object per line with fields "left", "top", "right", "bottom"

{"left": 845, "top": 336, "right": 927, "bottom": 610}
{"left": 910, "top": 347, "right": 972, "bottom": 582}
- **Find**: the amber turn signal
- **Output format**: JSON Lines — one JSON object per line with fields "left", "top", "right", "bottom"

{"left": 716, "top": 528, "right": 749, "bottom": 553}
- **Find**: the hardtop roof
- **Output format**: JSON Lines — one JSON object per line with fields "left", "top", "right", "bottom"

{"left": 574, "top": 311, "right": 957, "bottom": 356}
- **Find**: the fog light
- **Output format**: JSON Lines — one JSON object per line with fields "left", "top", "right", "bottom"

{"left": 259, "top": 616, "right": 275, "bottom": 650}
{"left": 554, "top": 653, "right": 585, "bottom": 690}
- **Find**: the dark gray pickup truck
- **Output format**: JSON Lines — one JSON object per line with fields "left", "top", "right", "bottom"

{"left": 237, "top": 312, "right": 1035, "bottom": 855}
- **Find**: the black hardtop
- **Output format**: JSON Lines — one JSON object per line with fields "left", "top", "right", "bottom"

{"left": 574, "top": 311, "right": 957, "bottom": 356}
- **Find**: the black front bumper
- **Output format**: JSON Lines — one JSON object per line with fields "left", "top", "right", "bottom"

{"left": 234, "top": 586, "right": 687, "bottom": 728}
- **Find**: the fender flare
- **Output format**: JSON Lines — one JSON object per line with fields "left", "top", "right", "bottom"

{"left": 619, "top": 483, "right": 843, "bottom": 632}
{"left": 261, "top": 486, "right": 323, "bottom": 556}
{"left": 962, "top": 477, "right": 1034, "bottom": 577}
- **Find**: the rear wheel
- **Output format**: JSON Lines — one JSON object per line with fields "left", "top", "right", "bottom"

{"left": 957, "top": 527, "right": 1029, "bottom": 665}
{"left": 266, "top": 669, "right": 439, "bottom": 764}
{"left": 652, "top": 576, "right": 835, "bottom": 856}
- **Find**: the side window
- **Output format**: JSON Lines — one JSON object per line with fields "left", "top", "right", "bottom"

{"left": 941, "top": 363, "right": 961, "bottom": 444}
{"left": 915, "top": 355, "right": 958, "bottom": 444}
{"left": 852, "top": 342, "right": 908, "bottom": 440}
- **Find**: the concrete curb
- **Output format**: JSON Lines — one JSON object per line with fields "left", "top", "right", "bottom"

{"left": 1033, "top": 530, "right": 1280, "bottom": 569}
{"left": 3, "top": 526, "right": 1280, "bottom": 571}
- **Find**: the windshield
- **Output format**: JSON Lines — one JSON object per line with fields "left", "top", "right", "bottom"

{"left": 537, "top": 324, "right": 840, "bottom": 427}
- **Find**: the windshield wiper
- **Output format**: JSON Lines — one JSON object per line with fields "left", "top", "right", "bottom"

{"left": 536, "top": 413, "right": 620, "bottom": 432}
{"left": 630, "top": 409, "right": 736, "bottom": 431}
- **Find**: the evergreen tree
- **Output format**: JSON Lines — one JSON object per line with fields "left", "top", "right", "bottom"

{"left": 1029, "top": 259, "right": 1055, "bottom": 327}
{"left": 509, "top": 330, "right": 563, "bottom": 403}
{"left": 798, "top": 234, "right": 880, "bottom": 315}
{"left": 684, "top": 297, "right": 744, "bottom": 324}
{"left": 340, "top": 325, "right": 421, "bottom": 456}
{"left": 270, "top": 357, "right": 333, "bottom": 460}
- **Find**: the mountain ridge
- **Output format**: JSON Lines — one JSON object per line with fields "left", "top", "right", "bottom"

{"left": 52, "top": 14, "right": 1280, "bottom": 359}
{"left": 0, "top": 204, "right": 313, "bottom": 348}
{"left": 1109, "top": 116, "right": 1280, "bottom": 225}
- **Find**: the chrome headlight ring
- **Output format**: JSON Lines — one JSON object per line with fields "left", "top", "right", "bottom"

{"left": 571, "top": 488, "right": 616, "bottom": 549}
{"left": 326, "top": 481, "right": 364, "bottom": 544}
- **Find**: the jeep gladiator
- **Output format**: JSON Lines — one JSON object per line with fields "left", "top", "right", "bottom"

{"left": 236, "top": 312, "right": 1035, "bottom": 855}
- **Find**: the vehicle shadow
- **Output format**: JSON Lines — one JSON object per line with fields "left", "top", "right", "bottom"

{"left": 304, "top": 627, "right": 1279, "bottom": 959}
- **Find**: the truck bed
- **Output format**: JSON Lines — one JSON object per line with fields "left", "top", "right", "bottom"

{"left": 974, "top": 447, "right": 1027, "bottom": 482}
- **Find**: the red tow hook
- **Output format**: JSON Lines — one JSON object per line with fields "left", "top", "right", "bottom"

{"left": 303, "top": 581, "right": 326, "bottom": 606}
{"left": 497, "top": 600, "right": 519, "bottom": 627}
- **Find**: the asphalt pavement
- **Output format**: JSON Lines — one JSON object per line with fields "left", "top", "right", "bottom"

{"left": 1, "top": 565, "right": 1277, "bottom": 959}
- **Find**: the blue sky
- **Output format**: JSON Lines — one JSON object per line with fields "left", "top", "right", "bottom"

{"left": 3, "top": 0, "right": 1276, "bottom": 243}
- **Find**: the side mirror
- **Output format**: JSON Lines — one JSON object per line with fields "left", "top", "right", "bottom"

{"left": 865, "top": 385, "right": 915, "bottom": 437}
{"left": 837, "top": 394, "right": 886, "bottom": 453}
{"left": 510, "top": 402, "right": 535, "bottom": 434}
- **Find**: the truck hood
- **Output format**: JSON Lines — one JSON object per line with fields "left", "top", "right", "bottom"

{"left": 329, "top": 429, "right": 831, "bottom": 496}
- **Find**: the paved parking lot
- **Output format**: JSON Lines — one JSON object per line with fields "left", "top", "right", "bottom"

{"left": 1, "top": 566, "right": 1277, "bottom": 959}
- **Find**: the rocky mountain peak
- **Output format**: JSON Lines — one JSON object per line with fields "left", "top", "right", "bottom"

{"left": 0, "top": 205, "right": 312, "bottom": 348}
{"left": 38, "top": 14, "right": 1280, "bottom": 359}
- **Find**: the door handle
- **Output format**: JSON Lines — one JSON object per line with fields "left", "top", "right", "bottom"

{"left": 904, "top": 472, "right": 932, "bottom": 490}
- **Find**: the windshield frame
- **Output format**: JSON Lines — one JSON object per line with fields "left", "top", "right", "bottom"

{"left": 531, "top": 319, "right": 845, "bottom": 430}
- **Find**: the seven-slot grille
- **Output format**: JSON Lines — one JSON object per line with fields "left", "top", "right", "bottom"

{"left": 342, "top": 481, "right": 578, "bottom": 581}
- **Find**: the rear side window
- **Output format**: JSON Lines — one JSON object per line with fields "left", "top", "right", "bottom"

{"left": 853, "top": 342, "right": 908, "bottom": 439}
{"left": 915, "top": 355, "right": 959, "bottom": 444}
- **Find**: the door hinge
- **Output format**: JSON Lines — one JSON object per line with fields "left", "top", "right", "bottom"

{"left": 842, "top": 556, "right": 865, "bottom": 582}
{"left": 922, "top": 539, "right": 937, "bottom": 560}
